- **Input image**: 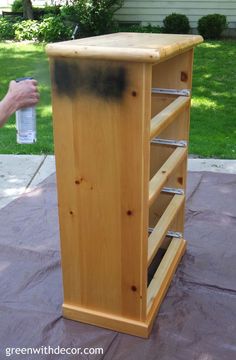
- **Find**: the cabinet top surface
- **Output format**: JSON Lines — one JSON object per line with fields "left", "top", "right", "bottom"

{"left": 46, "top": 32, "right": 203, "bottom": 63}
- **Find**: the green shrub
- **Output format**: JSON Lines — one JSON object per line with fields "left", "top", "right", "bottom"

{"left": 0, "top": 14, "right": 73, "bottom": 42}
{"left": 61, "top": 0, "right": 124, "bottom": 37}
{"left": 116, "top": 23, "right": 161, "bottom": 34}
{"left": 32, "top": 5, "right": 61, "bottom": 20}
{"left": 163, "top": 13, "right": 190, "bottom": 34}
{"left": 11, "top": 0, "right": 23, "bottom": 12}
{"left": 14, "top": 20, "right": 40, "bottom": 41}
{"left": 30, "top": 7, "right": 45, "bottom": 20}
{"left": 43, "top": 5, "right": 61, "bottom": 16}
{"left": 198, "top": 14, "right": 227, "bottom": 39}
{"left": 0, "top": 17, "right": 15, "bottom": 40}
{"left": 38, "top": 16, "right": 73, "bottom": 42}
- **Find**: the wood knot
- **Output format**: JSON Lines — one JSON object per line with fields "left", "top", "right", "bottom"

{"left": 181, "top": 71, "right": 188, "bottom": 82}
{"left": 178, "top": 177, "right": 183, "bottom": 185}
{"left": 75, "top": 177, "right": 83, "bottom": 185}
{"left": 131, "top": 285, "right": 137, "bottom": 292}
{"left": 132, "top": 91, "right": 137, "bottom": 97}
{"left": 126, "top": 210, "right": 133, "bottom": 216}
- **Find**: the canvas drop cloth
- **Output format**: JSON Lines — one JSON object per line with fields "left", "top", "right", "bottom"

{"left": 0, "top": 171, "right": 236, "bottom": 360}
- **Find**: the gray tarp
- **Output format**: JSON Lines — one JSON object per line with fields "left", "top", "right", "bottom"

{"left": 0, "top": 172, "right": 236, "bottom": 359}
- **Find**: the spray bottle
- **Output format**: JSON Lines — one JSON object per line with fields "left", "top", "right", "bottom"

{"left": 15, "top": 77, "right": 37, "bottom": 144}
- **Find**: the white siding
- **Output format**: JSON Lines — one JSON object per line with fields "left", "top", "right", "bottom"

{"left": 116, "top": 0, "right": 236, "bottom": 29}
{"left": 1, "top": 0, "right": 235, "bottom": 29}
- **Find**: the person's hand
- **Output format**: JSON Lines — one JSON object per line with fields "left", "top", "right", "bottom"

{"left": 6, "top": 79, "right": 40, "bottom": 112}
{"left": 0, "top": 79, "right": 39, "bottom": 127}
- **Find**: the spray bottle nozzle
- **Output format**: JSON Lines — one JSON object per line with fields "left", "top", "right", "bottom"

{"left": 16, "top": 77, "right": 34, "bottom": 83}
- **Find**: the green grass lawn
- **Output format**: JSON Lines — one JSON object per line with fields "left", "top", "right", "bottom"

{"left": 191, "top": 40, "right": 236, "bottom": 158}
{"left": 0, "top": 42, "right": 53, "bottom": 154}
{"left": 0, "top": 40, "right": 236, "bottom": 158}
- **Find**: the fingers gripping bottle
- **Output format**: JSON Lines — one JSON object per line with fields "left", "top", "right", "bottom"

{"left": 16, "top": 77, "right": 37, "bottom": 144}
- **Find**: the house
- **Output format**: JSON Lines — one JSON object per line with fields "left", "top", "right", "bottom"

{"left": 1, "top": 0, "right": 235, "bottom": 36}
{"left": 0, "top": 0, "right": 13, "bottom": 13}
{"left": 116, "top": 0, "right": 236, "bottom": 36}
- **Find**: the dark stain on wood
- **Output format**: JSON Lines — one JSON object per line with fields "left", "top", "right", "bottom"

{"left": 53, "top": 59, "right": 128, "bottom": 101}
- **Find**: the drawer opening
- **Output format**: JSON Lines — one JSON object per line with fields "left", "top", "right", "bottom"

{"left": 151, "top": 104, "right": 189, "bottom": 144}
{"left": 149, "top": 147, "right": 187, "bottom": 206}
{"left": 147, "top": 236, "right": 186, "bottom": 314}
{"left": 148, "top": 247, "right": 166, "bottom": 286}
{"left": 148, "top": 191, "right": 185, "bottom": 266}
{"left": 151, "top": 95, "right": 189, "bottom": 135}
{"left": 151, "top": 49, "right": 193, "bottom": 113}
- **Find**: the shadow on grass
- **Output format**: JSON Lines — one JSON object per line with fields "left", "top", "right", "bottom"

{"left": 192, "top": 40, "right": 236, "bottom": 103}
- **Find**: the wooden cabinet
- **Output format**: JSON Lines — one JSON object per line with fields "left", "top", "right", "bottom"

{"left": 46, "top": 33, "right": 202, "bottom": 338}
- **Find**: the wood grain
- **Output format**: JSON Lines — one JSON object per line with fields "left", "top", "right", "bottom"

{"left": 47, "top": 33, "right": 200, "bottom": 338}
{"left": 46, "top": 33, "right": 203, "bottom": 63}
{"left": 51, "top": 58, "right": 151, "bottom": 320}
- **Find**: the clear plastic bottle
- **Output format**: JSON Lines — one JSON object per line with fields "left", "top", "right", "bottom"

{"left": 16, "top": 77, "right": 37, "bottom": 144}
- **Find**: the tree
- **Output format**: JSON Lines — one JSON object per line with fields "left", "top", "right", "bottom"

{"left": 23, "top": 0, "right": 33, "bottom": 20}
{"left": 61, "top": 0, "right": 124, "bottom": 36}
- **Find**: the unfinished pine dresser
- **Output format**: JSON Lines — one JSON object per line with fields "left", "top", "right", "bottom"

{"left": 46, "top": 33, "right": 203, "bottom": 338}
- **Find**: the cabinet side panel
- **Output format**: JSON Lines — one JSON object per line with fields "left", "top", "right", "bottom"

{"left": 50, "top": 58, "right": 150, "bottom": 320}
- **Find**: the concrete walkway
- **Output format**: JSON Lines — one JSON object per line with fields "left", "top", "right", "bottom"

{"left": 0, "top": 155, "right": 236, "bottom": 210}
{"left": 0, "top": 155, "right": 55, "bottom": 209}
